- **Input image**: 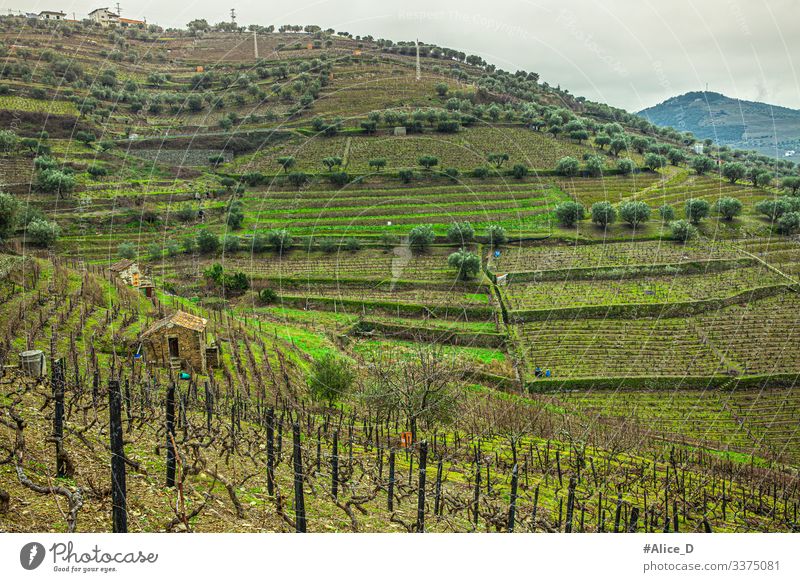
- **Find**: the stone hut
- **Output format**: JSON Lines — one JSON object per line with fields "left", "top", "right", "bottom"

{"left": 139, "top": 311, "right": 209, "bottom": 373}
{"left": 109, "top": 259, "right": 140, "bottom": 286}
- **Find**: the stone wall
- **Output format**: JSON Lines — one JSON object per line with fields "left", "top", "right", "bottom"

{"left": 143, "top": 325, "right": 206, "bottom": 372}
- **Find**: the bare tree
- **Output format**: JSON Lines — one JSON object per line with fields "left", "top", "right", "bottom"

{"left": 361, "top": 343, "right": 460, "bottom": 442}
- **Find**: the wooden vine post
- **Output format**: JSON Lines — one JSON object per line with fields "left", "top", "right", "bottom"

{"left": 508, "top": 463, "right": 519, "bottom": 533}
{"left": 388, "top": 449, "right": 395, "bottom": 512}
{"left": 416, "top": 441, "right": 427, "bottom": 532}
{"left": 166, "top": 382, "right": 176, "bottom": 487}
{"left": 108, "top": 379, "right": 127, "bottom": 533}
{"left": 266, "top": 407, "right": 275, "bottom": 496}
{"left": 292, "top": 422, "right": 306, "bottom": 532}
{"left": 331, "top": 430, "right": 339, "bottom": 500}
{"left": 52, "top": 358, "right": 67, "bottom": 478}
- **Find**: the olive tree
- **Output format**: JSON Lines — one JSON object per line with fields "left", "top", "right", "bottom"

{"left": 408, "top": 224, "right": 435, "bottom": 253}
{"left": 0, "top": 191, "right": 19, "bottom": 239}
{"left": 590, "top": 201, "right": 616, "bottom": 227}
{"left": 25, "top": 218, "right": 60, "bottom": 247}
{"left": 619, "top": 200, "right": 651, "bottom": 228}
{"left": 447, "top": 248, "right": 481, "bottom": 280}
{"left": 721, "top": 162, "right": 746, "bottom": 184}
{"left": 684, "top": 198, "right": 711, "bottom": 224}
{"left": 555, "top": 156, "right": 580, "bottom": 177}
{"left": 308, "top": 353, "right": 355, "bottom": 407}
{"left": 447, "top": 221, "right": 474, "bottom": 244}
{"left": 715, "top": 197, "right": 743, "bottom": 221}
{"left": 555, "top": 201, "right": 585, "bottom": 227}
{"left": 670, "top": 219, "right": 697, "bottom": 242}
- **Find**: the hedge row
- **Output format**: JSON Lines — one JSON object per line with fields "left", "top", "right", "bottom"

{"left": 526, "top": 372, "right": 800, "bottom": 393}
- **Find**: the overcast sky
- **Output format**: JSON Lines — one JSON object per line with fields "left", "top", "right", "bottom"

{"left": 15, "top": 0, "right": 800, "bottom": 112}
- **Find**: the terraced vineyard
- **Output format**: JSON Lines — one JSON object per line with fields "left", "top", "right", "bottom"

{"left": 502, "top": 265, "right": 786, "bottom": 312}
{"left": 490, "top": 239, "right": 742, "bottom": 274}
{"left": 2, "top": 17, "right": 800, "bottom": 537}
{"left": 514, "top": 316, "right": 724, "bottom": 379}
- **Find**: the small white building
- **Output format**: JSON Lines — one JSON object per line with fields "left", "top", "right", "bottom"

{"left": 693, "top": 143, "right": 704, "bottom": 155}
{"left": 38, "top": 10, "right": 66, "bottom": 21}
{"left": 89, "top": 7, "right": 119, "bottom": 27}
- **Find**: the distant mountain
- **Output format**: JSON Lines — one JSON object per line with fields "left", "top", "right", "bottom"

{"left": 638, "top": 91, "right": 800, "bottom": 160}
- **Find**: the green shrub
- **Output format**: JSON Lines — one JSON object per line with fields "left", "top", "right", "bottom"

{"left": 555, "top": 201, "right": 585, "bottom": 227}
{"left": 442, "top": 167, "right": 460, "bottom": 181}
{"left": 590, "top": 201, "right": 616, "bottom": 227}
{"left": 268, "top": 229, "right": 293, "bottom": 254}
{"left": 26, "top": 218, "right": 60, "bottom": 247}
{"left": 226, "top": 200, "right": 244, "bottom": 229}
{"left": 485, "top": 224, "right": 507, "bottom": 246}
{"left": 617, "top": 158, "right": 636, "bottom": 175}
{"left": 619, "top": 200, "right": 651, "bottom": 228}
{"left": 118, "top": 242, "right": 136, "bottom": 259}
{"left": 147, "top": 243, "right": 162, "bottom": 260}
{"left": 684, "top": 198, "right": 710, "bottom": 224}
{"left": 398, "top": 169, "right": 414, "bottom": 183}
{"left": 658, "top": 205, "right": 676, "bottom": 222}
{"left": 308, "top": 353, "right": 355, "bottom": 407}
{"left": 259, "top": 288, "right": 278, "bottom": 304}
{"left": 555, "top": 156, "right": 579, "bottom": 177}
{"left": 777, "top": 211, "right": 800, "bottom": 235}
{"left": 471, "top": 167, "right": 489, "bottom": 179}
{"left": 0, "top": 191, "right": 19, "bottom": 239}
{"left": 176, "top": 205, "right": 198, "bottom": 222}
{"left": 196, "top": 229, "right": 220, "bottom": 254}
{"left": 87, "top": 164, "right": 108, "bottom": 177}
{"left": 670, "top": 219, "right": 697, "bottom": 242}
{"left": 447, "top": 221, "right": 474, "bottom": 244}
{"left": 755, "top": 198, "right": 792, "bottom": 220}
{"left": 287, "top": 172, "right": 309, "bottom": 187}
{"left": 408, "top": 224, "right": 435, "bottom": 253}
{"left": 585, "top": 155, "right": 605, "bottom": 177}
{"left": 223, "top": 235, "right": 241, "bottom": 252}
{"left": 328, "top": 171, "right": 350, "bottom": 186}
{"left": 344, "top": 237, "right": 361, "bottom": 252}
{"left": 448, "top": 248, "right": 481, "bottom": 280}
{"left": 36, "top": 169, "right": 75, "bottom": 196}
{"left": 418, "top": 155, "right": 439, "bottom": 170}
{"left": 510, "top": 164, "right": 528, "bottom": 179}
{"left": 715, "top": 197, "right": 743, "bottom": 221}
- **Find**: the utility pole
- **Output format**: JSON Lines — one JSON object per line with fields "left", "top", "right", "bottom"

{"left": 230, "top": 8, "right": 236, "bottom": 25}
{"left": 415, "top": 38, "right": 421, "bottom": 81}
{"left": 115, "top": 2, "right": 121, "bottom": 16}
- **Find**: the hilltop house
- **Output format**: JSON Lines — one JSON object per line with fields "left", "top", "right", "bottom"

{"left": 119, "top": 17, "right": 145, "bottom": 28}
{"left": 89, "top": 7, "right": 119, "bottom": 27}
{"left": 138, "top": 311, "right": 210, "bottom": 372}
{"left": 108, "top": 258, "right": 140, "bottom": 285}
{"left": 38, "top": 10, "right": 66, "bottom": 21}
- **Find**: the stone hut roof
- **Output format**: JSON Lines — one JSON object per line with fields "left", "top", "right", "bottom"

{"left": 141, "top": 310, "right": 207, "bottom": 337}
{"left": 109, "top": 258, "right": 136, "bottom": 272}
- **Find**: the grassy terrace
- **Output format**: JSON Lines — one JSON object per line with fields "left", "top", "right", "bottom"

{"left": 501, "top": 265, "right": 786, "bottom": 311}
{"left": 189, "top": 247, "right": 471, "bottom": 282}
{"left": 488, "top": 239, "right": 742, "bottom": 274}
{"left": 514, "top": 316, "right": 723, "bottom": 379}
{"left": 227, "top": 126, "right": 600, "bottom": 173}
